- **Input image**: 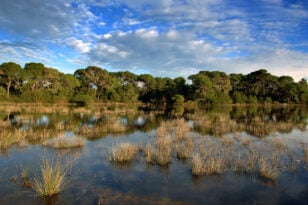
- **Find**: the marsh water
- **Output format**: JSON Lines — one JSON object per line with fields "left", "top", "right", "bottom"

{"left": 0, "top": 105, "right": 308, "bottom": 205}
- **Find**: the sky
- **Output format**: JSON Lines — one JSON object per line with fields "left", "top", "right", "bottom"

{"left": 0, "top": 0, "right": 307, "bottom": 81}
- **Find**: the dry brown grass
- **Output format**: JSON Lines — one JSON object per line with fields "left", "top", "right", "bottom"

{"left": 304, "top": 147, "right": 308, "bottom": 167}
{"left": 191, "top": 153, "right": 203, "bottom": 176}
{"left": 172, "top": 120, "right": 193, "bottom": 159}
{"left": 144, "top": 119, "right": 191, "bottom": 165}
{"left": 43, "top": 136, "right": 85, "bottom": 149}
{"left": 110, "top": 143, "right": 139, "bottom": 163}
{"left": 220, "top": 136, "right": 234, "bottom": 147}
{"left": 172, "top": 118, "right": 191, "bottom": 140}
{"left": 191, "top": 138, "right": 226, "bottom": 176}
{"left": 32, "top": 159, "right": 71, "bottom": 196}
{"left": 78, "top": 119, "right": 127, "bottom": 135}
{"left": 258, "top": 157, "right": 279, "bottom": 180}
{"left": 145, "top": 136, "right": 172, "bottom": 166}
{"left": 268, "top": 137, "right": 288, "bottom": 150}
{"left": 0, "top": 129, "right": 25, "bottom": 148}
{"left": 233, "top": 152, "right": 258, "bottom": 174}
{"left": 203, "top": 154, "right": 226, "bottom": 175}
{"left": 144, "top": 143, "right": 155, "bottom": 164}
{"left": 191, "top": 151, "right": 226, "bottom": 176}
{"left": 175, "top": 136, "right": 194, "bottom": 159}
{"left": 155, "top": 136, "right": 172, "bottom": 165}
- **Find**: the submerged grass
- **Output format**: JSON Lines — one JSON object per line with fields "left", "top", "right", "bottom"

{"left": 32, "top": 159, "right": 71, "bottom": 197}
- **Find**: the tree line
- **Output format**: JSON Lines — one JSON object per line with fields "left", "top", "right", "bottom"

{"left": 0, "top": 62, "right": 307, "bottom": 106}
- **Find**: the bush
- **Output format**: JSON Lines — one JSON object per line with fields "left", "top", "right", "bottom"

{"left": 70, "top": 94, "right": 94, "bottom": 106}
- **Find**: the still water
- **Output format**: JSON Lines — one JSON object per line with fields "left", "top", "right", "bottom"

{"left": 0, "top": 105, "right": 308, "bottom": 205}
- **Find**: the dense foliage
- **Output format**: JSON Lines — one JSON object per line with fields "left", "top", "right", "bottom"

{"left": 0, "top": 62, "right": 307, "bottom": 105}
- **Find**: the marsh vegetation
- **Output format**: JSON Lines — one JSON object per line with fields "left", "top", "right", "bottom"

{"left": 0, "top": 105, "right": 308, "bottom": 204}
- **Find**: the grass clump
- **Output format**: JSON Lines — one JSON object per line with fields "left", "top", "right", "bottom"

{"left": 155, "top": 136, "right": 172, "bottom": 165}
{"left": 202, "top": 154, "right": 226, "bottom": 175}
{"left": 145, "top": 119, "right": 189, "bottom": 165}
{"left": 191, "top": 153, "right": 203, "bottom": 176}
{"left": 32, "top": 159, "right": 71, "bottom": 196}
{"left": 43, "top": 136, "right": 85, "bottom": 149}
{"left": 191, "top": 151, "right": 226, "bottom": 176}
{"left": 145, "top": 136, "right": 172, "bottom": 166}
{"left": 258, "top": 157, "right": 279, "bottom": 181}
{"left": 110, "top": 143, "right": 139, "bottom": 163}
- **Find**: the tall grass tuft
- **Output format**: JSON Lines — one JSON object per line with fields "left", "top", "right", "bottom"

{"left": 43, "top": 136, "right": 85, "bottom": 149}
{"left": 145, "top": 136, "right": 172, "bottom": 166}
{"left": 191, "top": 153, "right": 203, "bottom": 176}
{"left": 258, "top": 157, "right": 279, "bottom": 180}
{"left": 155, "top": 136, "right": 172, "bottom": 165}
{"left": 110, "top": 143, "right": 139, "bottom": 163}
{"left": 32, "top": 159, "right": 71, "bottom": 196}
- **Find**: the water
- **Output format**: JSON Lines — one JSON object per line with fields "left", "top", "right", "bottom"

{"left": 0, "top": 105, "right": 308, "bottom": 205}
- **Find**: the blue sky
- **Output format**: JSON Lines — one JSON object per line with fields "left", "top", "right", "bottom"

{"left": 0, "top": 0, "right": 307, "bottom": 80}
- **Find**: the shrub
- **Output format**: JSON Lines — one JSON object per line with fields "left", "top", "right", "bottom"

{"left": 70, "top": 94, "right": 93, "bottom": 106}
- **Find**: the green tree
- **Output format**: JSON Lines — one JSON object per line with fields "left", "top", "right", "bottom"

{"left": 189, "top": 73, "right": 215, "bottom": 103}
{"left": 0, "top": 62, "right": 23, "bottom": 98}
{"left": 24, "top": 62, "right": 45, "bottom": 92}
{"left": 189, "top": 71, "right": 232, "bottom": 104}
{"left": 277, "top": 76, "right": 298, "bottom": 103}
{"left": 114, "top": 71, "right": 139, "bottom": 102}
{"left": 297, "top": 79, "right": 308, "bottom": 104}
{"left": 74, "top": 66, "right": 118, "bottom": 101}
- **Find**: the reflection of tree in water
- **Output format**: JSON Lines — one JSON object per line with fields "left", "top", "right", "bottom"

{"left": 189, "top": 106, "right": 308, "bottom": 137}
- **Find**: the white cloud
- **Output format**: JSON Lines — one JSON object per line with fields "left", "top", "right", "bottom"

{"left": 123, "top": 18, "right": 141, "bottom": 25}
{"left": 0, "top": 41, "right": 53, "bottom": 65}
{"left": 103, "top": 33, "right": 112, "bottom": 39}
{"left": 66, "top": 37, "right": 91, "bottom": 53}
{"left": 135, "top": 28, "right": 159, "bottom": 39}
{"left": 0, "top": 0, "right": 306, "bottom": 81}
{"left": 98, "top": 21, "right": 106, "bottom": 27}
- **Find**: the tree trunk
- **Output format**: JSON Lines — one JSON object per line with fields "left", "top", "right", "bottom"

{"left": 6, "top": 80, "right": 11, "bottom": 98}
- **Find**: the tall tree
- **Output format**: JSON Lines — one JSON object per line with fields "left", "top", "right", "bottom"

{"left": 24, "top": 62, "right": 45, "bottom": 92}
{"left": 188, "top": 73, "right": 215, "bottom": 103}
{"left": 0, "top": 62, "right": 23, "bottom": 98}
{"left": 74, "top": 66, "right": 118, "bottom": 100}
